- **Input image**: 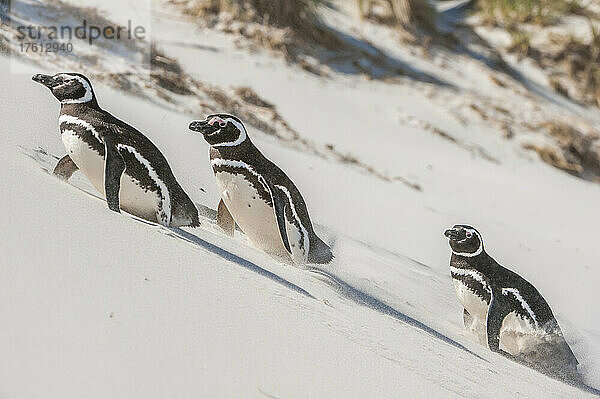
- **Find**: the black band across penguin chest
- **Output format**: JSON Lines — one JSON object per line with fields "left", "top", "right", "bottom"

{"left": 210, "top": 157, "right": 273, "bottom": 206}
{"left": 59, "top": 116, "right": 105, "bottom": 155}
{"left": 450, "top": 259, "right": 492, "bottom": 304}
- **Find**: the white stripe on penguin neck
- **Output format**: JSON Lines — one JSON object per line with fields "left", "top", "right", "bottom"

{"left": 210, "top": 158, "right": 269, "bottom": 192}
{"left": 58, "top": 74, "right": 94, "bottom": 104}
{"left": 212, "top": 118, "right": 248, "bottom": 147}
{"left": 59, "top": 114, "right": 101, "bottom": 142}
{"left": 452, "top": 227, "right": 484, "bottom": 257}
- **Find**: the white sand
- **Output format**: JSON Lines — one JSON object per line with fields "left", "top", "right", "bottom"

{"left": 1, "top": 1, "right": 599, "bottom": 397}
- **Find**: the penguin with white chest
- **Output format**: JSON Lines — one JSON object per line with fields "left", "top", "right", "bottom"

{"left": 33, "top": 73, "right": 200, "bottom": 227}
{"left": 444, "top": 224, "right": 579, "bottom": 380}
{"left": 188, "top": 114, "right": 333, "bottom": 265}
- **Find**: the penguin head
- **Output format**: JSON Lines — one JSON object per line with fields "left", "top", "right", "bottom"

{"left": 444, "top": 224, "right": 484, "bottom": 257}
{"left": 32, "top": 73, "right": 96, "bottom": 105}
{"left": 188, "top": 114, "right": 248, "bottom": 147}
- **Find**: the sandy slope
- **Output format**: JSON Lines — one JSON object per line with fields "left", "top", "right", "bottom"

{"left": 1, "top": 0, "right": 600, "bottom": 396}
{"left": 1, "top": 52, "right": 599, "bottom": 398}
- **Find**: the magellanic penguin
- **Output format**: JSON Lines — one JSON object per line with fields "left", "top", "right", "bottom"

{"left": 188, "top": 114, "right": 333, "bottom": 265}
{"left": 444, "top": 224, "right": 579, "bottom": 380}
{"left": 33, "top": 73, "right": 200, "bottom": 227}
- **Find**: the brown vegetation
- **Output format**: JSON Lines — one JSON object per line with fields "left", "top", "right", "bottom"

{"left": 525, "top": 121, "right": 600, "bottom": 180}
{"left": 477, "top": 0, "right": 583, "bottom": 26}
{"left": 357, "top": 0, "right": 435, "bottom": 31}
{"left": 502, "top": 20, "right": 600, "bottom": 107}
{"left": 549, "top": 27, "right": 600, "bottom": 107}
{"left": 176, "top": 0, "right": 444, "bottom": 81}
{"left": 506, "top": 29, "right": 533, "bottom": 58}
{"left": 181, "top": 0, "right": 343, "bottom": 54}
{"left": 151, "top": 45, "right": 194, "bottom": 95}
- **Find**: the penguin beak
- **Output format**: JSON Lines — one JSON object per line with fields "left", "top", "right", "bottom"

{"left": 32, "top": 74, "right": 60, "bottom": 88}
{"left": 189, "top": 120, "right": 219, "bottom": 135}
{"left": 444, "top": 228, "right": 462, "bottom": 240}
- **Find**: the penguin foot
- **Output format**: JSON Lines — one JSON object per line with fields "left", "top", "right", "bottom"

{"left": 53, "top": 154, "right": 78, "bottom": 181}
{"left": 217, "top": 199, "right": 235, "bottom": 237}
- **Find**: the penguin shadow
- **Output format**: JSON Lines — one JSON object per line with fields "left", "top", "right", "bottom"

{"left": 307, "top": 267, "right": 486, "bottom": 362}
{"left": 512, "top": 351, "right": 600, "bottom": 396}
{"left": 578, "top": 374, "right": 600, "bottom": 396}
{"left": 167, "top": 227, "right": 315, "bottom": 300}
{"left": 576, "top": 384, "right": 600, "bottom": 397}
{"left": 545, "top": 369, "right": 600, "bottom": 396}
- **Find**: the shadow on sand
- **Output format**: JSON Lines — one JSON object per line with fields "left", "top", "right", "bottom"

{"left": 170, "top": 226, "right": 484, "bottom": 361}
{"left": 170, "top": 227, "right": 315, "bottom": 300}
{"left": 171, "top": 226, "right": 485, "bottom": 361}
{"left": 307, "top": 268, "right": 486, "bottom": 361}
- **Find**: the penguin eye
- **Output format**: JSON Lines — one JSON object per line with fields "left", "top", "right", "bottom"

{"left": 219, "top": 121, "right": 227, "bottom": 128}
{"left": 466, "top": 232, "right": 473, "bottom": 238}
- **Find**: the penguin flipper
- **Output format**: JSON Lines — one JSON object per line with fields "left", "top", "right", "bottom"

{"left": 268, "top": 185, "right": 292, "bottom": 255}
{"left": 486, "top": 293, "right": 512, "bottom": 356}
{"left": 217, "top": 199, "right": 235, "bottom": 237}
{"left": 103, "top": 136, "right": 125, "bottom": 213}
{"left": 53, "top": 154, "right": 78, "bottom": 181}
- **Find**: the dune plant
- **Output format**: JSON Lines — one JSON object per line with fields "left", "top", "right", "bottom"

{"left": 186, "top": 0, "right": 328, "bottom": 29}
{"left": 477, "top": 0, "right": 582, "bottom": 26}
{"left": 357, "top": 0, "right": 435, "bottom": 31}
{"left": 184, "top": 0, "right": 338, "bottom": 49}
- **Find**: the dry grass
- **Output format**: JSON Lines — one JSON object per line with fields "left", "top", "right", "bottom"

{"left": 357, "top": 0, "right": 435, "bottom": 32}
{"left": 500, "top": 20, "right": 600, "bottom": 107}
{"left": 234, "top": 87, "right": 274, "bottom": 108}
{"left": 551, "top": 26, "right": 600, "bottom": 106}
{"left": 150, "top": 44, "right": 193, "bottom": 95}
{"left": 0, "top": 32, "right": 8, "bottom": 55}
{"left": 185, "top": 0, "right": 325, "bottom": 28}
{"left": 182, "top": 0, "right": 341, "bottom": 52}
{"left": 506, "top": 29, "right": 533, "bottom": 58}
{"left": 477, "top": 0, "right": 582, "bottom": 26}
{"left": 177, "top": 0, "right": 444, "bottom": 81}
{"left": 525, "top": 121, "right": 600, "bottom": 179}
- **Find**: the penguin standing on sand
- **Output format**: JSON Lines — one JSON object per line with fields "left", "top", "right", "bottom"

{"left": 188, "top": 113, "right": 333, "bottom": 265}
{"left": 444, "top": 224, "right": 579, "bottom": 380}
{"left": 33, "top": 73, "right": 199, "bottom": 227}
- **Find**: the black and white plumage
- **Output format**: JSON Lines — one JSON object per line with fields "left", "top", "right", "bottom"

{"left": 189, "top": 114, "right": 333, "bottom": 265}
{"left": 444, "top": 224, "right": 579, "bottom": 380}
{"left": 33, "top": 73, "right": 199, "bottom": 227}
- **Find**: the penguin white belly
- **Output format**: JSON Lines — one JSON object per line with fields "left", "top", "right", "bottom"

{"left": 61, "top": 131, "right": 160, "bottom": 221}
{"left": 214, "top": 171, "right": 290, "bottom": 259}
{"left": 452, "top": 278, "right": 489, "bottom": 344}
{"left": 499, "top": 312, "right": 545, "bottom": 355}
